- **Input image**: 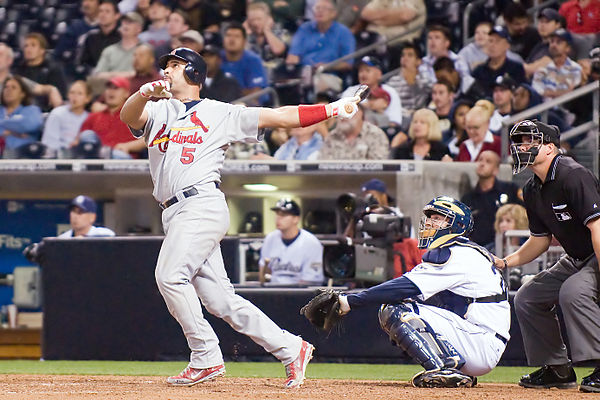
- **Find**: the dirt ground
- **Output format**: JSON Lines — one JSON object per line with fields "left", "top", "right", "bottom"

{"left": 0, "top": 375, "right": 596, "bottom": 400}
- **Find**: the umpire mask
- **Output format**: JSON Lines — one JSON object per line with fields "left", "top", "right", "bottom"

{"left": 510, "top": 119, "right": 561, "bottom": 174}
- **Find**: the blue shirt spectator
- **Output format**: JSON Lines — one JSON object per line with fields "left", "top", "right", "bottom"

{"left": 274, "top": 127, "right": 323, "bottom": 160}
{"left": 220, "top": 49, "right": 267, "bottom": 91}
{"left": 53, "top": 0, "right": 100, "bottom": 61}
{"left": 287, "top": 0, "right": 355, "bottom": 70}
{"left": 0, "top": 76, "right": 43, "bottom": 155}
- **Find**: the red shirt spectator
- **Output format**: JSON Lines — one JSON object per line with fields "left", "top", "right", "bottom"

{"left": 559, "top": 0, "right": 600, "bottom": 34}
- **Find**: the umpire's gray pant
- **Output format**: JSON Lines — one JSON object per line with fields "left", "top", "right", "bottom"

{"left": 514, "top": 254, "right": 600, "bottom": 366}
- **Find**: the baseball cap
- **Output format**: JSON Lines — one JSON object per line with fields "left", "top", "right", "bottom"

{"left": 70, "top": 195, "right": 97, "bottom": 214}
{"left": 107, "top": 76, "right": 131, "bottom": 91}
{"left": 489, "top": 25, "right": 511, "bottom": 42}
{"left": 534, "top": 120, "right": 560, "bottom": 146}
{"left": 493, "top": 74, "right": 518, "bottom": 91}
{"left": 537, "top": 8, "right": 561, "bottom": 22}
{"left": 549, "top": 28, "right": 573, "bottom": 45}
{"left": 361, "top": 178, "right": 386, "bottom": 193}
{"left": 180, "top": 30, "right": 204, "bottom": 45}
{"left": 151, "top": 0, "right": 172, "bottom": 8}
{"left": 358, "top": 55, "right": 382, "bottom": 70}
{"left": 122, "top": 11, "right": 144, "bottom": 26}
{"left": 201, "top": 44, "right": 221, "bottom": 55}
{"left": 270, "top": 198, "right": 301, "bottom": 216}
{"left": 369, "top": 87, "right": 391, "bottom": 104}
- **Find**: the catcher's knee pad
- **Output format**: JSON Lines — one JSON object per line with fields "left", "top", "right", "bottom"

{"left": 378, "top": 304, "right": 465, "bottom": 371}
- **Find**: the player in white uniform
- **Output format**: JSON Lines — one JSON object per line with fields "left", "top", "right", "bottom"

{"left": 58, "top": 195, "right": 115, "bottom": 238}
{"left": 259, "top": 198, "right": 324, "bottom": 285}
{"left": 119, "top": 47, "right": 362, "bottom": 388}
{"left": 334, "top": 196, "right": 510, "bottom": 387}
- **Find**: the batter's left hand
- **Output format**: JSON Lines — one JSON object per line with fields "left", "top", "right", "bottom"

{"left": 329, "top": 95, "right": 361, "bottom": 119}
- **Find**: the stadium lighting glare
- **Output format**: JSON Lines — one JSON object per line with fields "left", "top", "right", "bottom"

{"left": 243, "top": 183, "right": 279, "bottom": 192}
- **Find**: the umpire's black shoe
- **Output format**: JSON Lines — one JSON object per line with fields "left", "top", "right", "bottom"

{"left": 519, "top": 364, "right": 577, "bottom": 389}
{"left": 580, "top": 367, "right": 600, "bottom": 393}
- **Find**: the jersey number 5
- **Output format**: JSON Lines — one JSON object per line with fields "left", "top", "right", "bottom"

{"left": 181, "top": 147, "right": 195, "bottom": 164}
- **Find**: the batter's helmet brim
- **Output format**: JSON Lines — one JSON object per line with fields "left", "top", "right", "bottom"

{"left": 158, "top": 54, "right": 188, "bottom": 70}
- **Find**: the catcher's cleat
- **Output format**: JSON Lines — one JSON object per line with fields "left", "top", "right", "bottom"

{"left": 580, "top": 367, "right": 600, "bottom": 393}
{"left": 284, "top": 340, "right": 314, "bottom": 389}
{"left": 411, "top": 368, "right": 476, "bottom": 388}
{"left": 167, "top": 364, "right": 225, "bottom": 386}
{"left": 519, "top": 364, "right": 577, "bottom": 389}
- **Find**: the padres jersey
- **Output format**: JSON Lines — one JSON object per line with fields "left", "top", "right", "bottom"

{"left": 405, "top": 240, "right": 511, "bottom": 340}
{"left": 259, "top": 229, "right": 324, "bottom": 285}
{"left": 135, "top": 99, "right": 262, "bottom": 202}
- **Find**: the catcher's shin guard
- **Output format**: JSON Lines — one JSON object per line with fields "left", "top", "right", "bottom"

{"left": 378, "top": 304, "right": 465, "bottom": 371}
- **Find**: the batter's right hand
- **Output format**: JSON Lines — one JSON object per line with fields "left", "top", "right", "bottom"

{"left": 139, "top": 80, "right": 172, "bottom": 99}
{"left": 329, "top": 95, "right": 360, "bottom": 119}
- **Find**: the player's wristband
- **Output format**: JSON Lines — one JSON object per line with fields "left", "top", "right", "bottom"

{"left": 298, "top": 104, "right": 328, "bottom": 127}
{"left": 139, "top": 90, "right": 151, "bottom": 98}
{"left": 502, "top": 258, "right": 509, "bottom": 269}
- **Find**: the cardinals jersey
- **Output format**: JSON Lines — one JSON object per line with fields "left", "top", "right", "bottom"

{"left": 134, "top": 98, "right": 262, "bottom": 202}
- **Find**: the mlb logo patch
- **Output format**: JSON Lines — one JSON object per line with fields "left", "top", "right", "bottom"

{"left": 552, "top": 203, "right": 572, "bottom": 221}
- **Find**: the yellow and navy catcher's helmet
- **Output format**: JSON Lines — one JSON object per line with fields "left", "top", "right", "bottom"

{"left": 418, "top": 196, "right": 473, "bottom": 249}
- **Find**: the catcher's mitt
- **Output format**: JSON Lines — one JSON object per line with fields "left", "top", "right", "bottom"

{"left": 300, "top": 289, "right": 344, "bottom": 331}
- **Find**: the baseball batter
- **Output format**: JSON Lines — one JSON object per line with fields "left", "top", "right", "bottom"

{"left": 330, "top": 196, "right": 511, "bottom": 387}
{"left": 119, "top": 47, "right": 361, "bottom": 388}
{"left": 259, "top": 198, "right": 324, "bottom": 285}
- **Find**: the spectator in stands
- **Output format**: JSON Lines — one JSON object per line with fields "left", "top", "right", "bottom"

{"left": 335, "top": 0, "right": 369, "bottom": 33}
{"left": 489, "top": 74, "right": 517, "bottom": 134}
{"left": 318, "top": 104, "right": 389, "bottom": 160}
{"left": 524, "top": 8, "right": 563, "bottom": 79}
{"left": 458, "top": 21, "right": 523, "bottom": 74}
{"left": 286, "top": 0, "right": 356, "bottom": 72}
{"left": 428, "top": 80, "right": 454, "bottom": 135}
{"left": 494, "top": 203, "right": 529, "bottom": 250}
{"left": 59, "top": 195, "right": 115, "bottom": 238}
{"left": 17, "top": 33, "right": 68, "bottom": 111}
{"left": 342, "top": 55, "right": 402, "bottom": 127}
{"left": 259, "top": 198, "right": 324, "bottom": 286}
{"left": 199, "top": 44, "right": 242, "bottom": 103}
{"left": 362, "top": 87, "right": 392, "bottom": 127}
{"left": 272, "top": 126, "right": 323, "bottom": 160}
{"left": 559, "top": 0, "right": 600, "bottom": 35}
{"left": 360, "top": 0, "right": 426, "bottom": 70}
{"left": 420, "top": 25, "right": 474, "bottom": 94}
{"left": 432, "top": 56, "right": 461, "bottom": 96}
{"left": 244, "top": 2, "right": 289, "bottom": 64}
{"left": 0, "top": 44, "right": 14, "bottom": 92}
{"left": 461, "top": 150, "right": 522, "bottom": 248}
{"left": 175, "top": 0, "right": 221, "bottom": 32}
{"left": 155, "top": 8, "right": 191, "bottom": 55}
{"left": 93, "top": 11, "right": 144, "bottom": 80}
{"left": 129, "top": 44, "right": 162, "bottom": 94}
{"left": 471, "top": 25, "right": 526, "bottom": 99}
{"left": 386, "top": 41, "right": 433, "bottom": 129}
{"left": 41, "top": 80, "right": 92, "bottom": 156}
{"left": 532, "top": 29, "right": 583, "bottom": 101}
{"left": 54, "top": 0, "right": 100, "bottom": 63}
{"left": 75, "top": 77, "right": 145, "bottom": 158}
{"left": 139, "top": 0, "right": 172, "bottom": 49}
{"left": 179, "top": 30, "right": 205, "bottom": 53}
{"left": 0, "top": 76, "right": 43, "bottom": 157}
{"left": 456, "top": 104, "right": 501, "bottom": 162}
{"left": 444, "top": 99, "right": 471, "bottom": 158}
{"left": 502, "top": 2, "right": 542, "bottom": 60}
{"left": 78, "top": 0, "right": 122, "bottom": 77}
{"left": 220, "top": 22, "right": 268, "bottom": 102}
{"left": 512, "top": 83, "right": 571, "bottom": 137}
{"left": 390, "top": 108, "right": 452, "bottom": 161}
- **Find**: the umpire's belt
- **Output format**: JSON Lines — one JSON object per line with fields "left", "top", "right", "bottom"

{"left": 159, "top": 182, "right": 219, "bottom": 210}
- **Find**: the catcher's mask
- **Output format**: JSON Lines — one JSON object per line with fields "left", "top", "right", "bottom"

{"left": 510, "top": 119, "right": 560, "bottom": 174}
{"left": 418, "top": 196, "right": 473, "bottom": 249}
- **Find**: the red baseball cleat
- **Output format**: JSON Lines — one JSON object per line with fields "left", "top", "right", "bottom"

{"left": 167, "top": 364, "right": 225, "bottom": 386}
{"left": 284, "top": 340, "right": 314, "bottom": 388}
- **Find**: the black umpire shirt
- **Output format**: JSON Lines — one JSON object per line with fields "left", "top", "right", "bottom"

{"left": 461, "top": 178, "right": 522, "bottom": 247}
{"left": 523, "top": 154, "right": 600, "bottom": 260}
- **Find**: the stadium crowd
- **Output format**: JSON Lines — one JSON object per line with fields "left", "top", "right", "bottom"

{"left": 0, "top": 0, "right": 597, "bottom": 160}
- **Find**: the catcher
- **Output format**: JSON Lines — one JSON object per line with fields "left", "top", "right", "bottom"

{"left": 301, "top": 196, "right": 511, "bottom": 388}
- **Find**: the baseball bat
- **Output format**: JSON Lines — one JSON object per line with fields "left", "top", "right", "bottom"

{"left": 344, "top": 84, "right": 370, "bottom": 114}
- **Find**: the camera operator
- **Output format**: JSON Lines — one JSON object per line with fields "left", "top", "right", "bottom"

{"left": 341, "top": 179, "right": 423, "bottom": 278}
